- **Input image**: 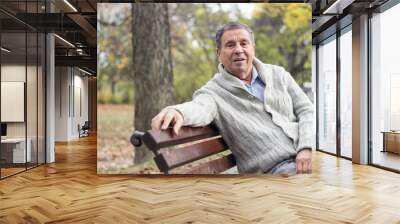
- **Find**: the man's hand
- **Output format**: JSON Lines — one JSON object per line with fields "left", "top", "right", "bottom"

{"left": 296, "top": 149, "right": 312, "bottom": 174}
{"left": 151, "top": 108, "right": 184, "bottom": 135}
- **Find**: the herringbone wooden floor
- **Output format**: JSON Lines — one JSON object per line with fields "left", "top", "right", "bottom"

{"left": 1, "top": 135, "right": 400, "bottom": 223}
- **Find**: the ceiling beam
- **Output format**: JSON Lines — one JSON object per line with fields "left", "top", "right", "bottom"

{"left": 55, "top": 55, "right": 96, "bottom": 73}
{"left": 312, "top": 15, "right": 335, "bottom": 33}
{"left": 322, "top": 0, "right": 356, "bottom": 15}
{"left": 13, "top": 13, "right": 81, "bottom": 32}
{"left": 67, "top": 13, "right": 96, "bottom": 39}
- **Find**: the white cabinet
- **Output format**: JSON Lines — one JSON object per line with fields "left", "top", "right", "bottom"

{"left": 1, "top": 138, "right": 32, "bottom": 163}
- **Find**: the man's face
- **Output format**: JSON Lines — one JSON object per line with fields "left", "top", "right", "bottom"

{"left": 217, "top": 29, "right": 255, "bottom": 80}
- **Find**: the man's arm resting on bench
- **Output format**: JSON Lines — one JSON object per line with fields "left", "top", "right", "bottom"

{"left": 151, "top": 92, "right": 217, "bottom": 135}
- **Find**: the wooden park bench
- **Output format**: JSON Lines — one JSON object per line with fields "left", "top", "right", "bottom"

{"left": 131, "top": 125, "right": 236, "bottom": 174}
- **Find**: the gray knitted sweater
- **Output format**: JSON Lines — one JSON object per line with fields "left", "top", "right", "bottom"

{"left": 168, "top": 58, "right": 314, "bottom": 174}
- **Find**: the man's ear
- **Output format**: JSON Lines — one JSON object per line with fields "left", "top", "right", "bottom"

{"left": 216, "top": 48, "right": 220, "bottom": 61}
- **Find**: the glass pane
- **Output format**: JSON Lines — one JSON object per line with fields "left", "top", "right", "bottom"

{"left": 0, "top": 0, "right": 46, "bottom": 178}
{"left": 1, "top": 30, "right": 27, "bottom": 177}
{"left": 26, "top": 0, "right": 39, "bottom": 169}
{"left": 371, "top": 3, "right": 400, "bottom": 171}
{"left": 318, "top": 37, "right": 337, "bottom": 154}
{"left": 27, "top": 31, "right": 38, "bottom": 169}
{"left": 340, "top": 29, "right": 352, "bottom": 158}
{"left": 38, "top": 32, "right": 45, "bottom": 165}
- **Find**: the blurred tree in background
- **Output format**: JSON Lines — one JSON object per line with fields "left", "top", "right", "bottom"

{"left": 252, "top": 4, "right": 312, "bottom": 84}
{"left": 98, "top": 3, "right": 311, "bottom": 104}
{"left": 98, "top": 4, "right": 133, "bottom": 104}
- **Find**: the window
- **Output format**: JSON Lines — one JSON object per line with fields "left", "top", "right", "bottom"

{"left": 339, "top": 28, "right": 352, "bottom": 158}
{"left": 317, "top": 36, "right": 337, "bottom": 154}
{"left": 371, "top": 3, "right": 400, "bottom": 171}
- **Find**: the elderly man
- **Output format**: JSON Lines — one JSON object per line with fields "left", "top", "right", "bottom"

{"left": 151, "top": 22, "right": 314, "bottom": 175}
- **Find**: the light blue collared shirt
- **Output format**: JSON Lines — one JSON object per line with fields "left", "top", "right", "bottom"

{"left": 244, "top": 67, "right": 266, "bottom": 102}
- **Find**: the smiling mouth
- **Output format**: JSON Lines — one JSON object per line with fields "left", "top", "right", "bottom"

{"left": 233, "top": 58, "right": 245, "bottom": 62}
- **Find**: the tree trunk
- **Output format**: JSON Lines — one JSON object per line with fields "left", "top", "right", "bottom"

{"left": 111, "top": 79, "right": 116, "bottom": 96}
{"left": 132, "top": 3, "right": 175, "bottom": 165}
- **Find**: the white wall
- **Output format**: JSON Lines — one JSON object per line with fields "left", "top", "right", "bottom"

{"left": 72, "top": 73, "right": 89, "bottom": 137}
{"left": 54, "top": 67, "right": 89, "bottom": 141}
{"left": 55, "top": 66, "right": 69, "bottom": 141}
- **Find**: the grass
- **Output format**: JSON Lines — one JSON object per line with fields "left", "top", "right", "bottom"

{"left": 97, "top": 104, "right": 135, "bottom": 173}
